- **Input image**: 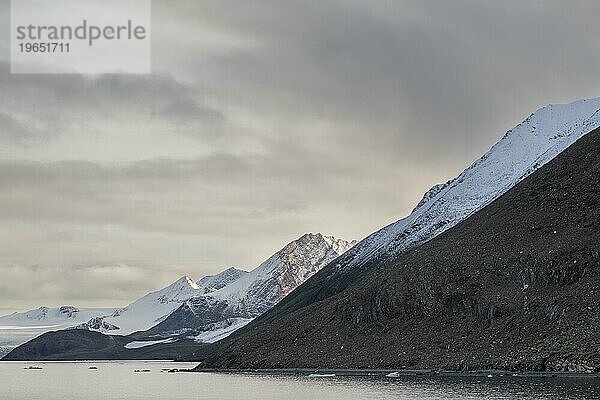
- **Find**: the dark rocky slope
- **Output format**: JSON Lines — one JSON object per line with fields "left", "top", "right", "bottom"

{"left": 195, "top": 128, "right": 600, "bottom": 371}
{"left": 2, "top": 329, "right": 202, "bottom": 361}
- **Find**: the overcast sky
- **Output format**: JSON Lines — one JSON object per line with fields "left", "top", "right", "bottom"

{"left": 1, "top": 0, "right": 600, "bottom": 313}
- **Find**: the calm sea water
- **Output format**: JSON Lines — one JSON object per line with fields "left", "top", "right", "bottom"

{"left": 1, "top": 361, "right": 600, "bottom": 400}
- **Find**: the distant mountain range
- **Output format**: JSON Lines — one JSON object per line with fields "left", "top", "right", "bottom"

{"left": 73, "top": 233, "right": 355, "bottom": 341}
{"left": 0, "top": 306, "right": 113, "bottom": 358}
{"left": 5, "top": 98, "right": 600, "bottom": 370}
{"left": 142, "top": 234, "right": 356, "bottom": 343}
{"left": 0, "top": 233, "right": 355, "bottom": 356}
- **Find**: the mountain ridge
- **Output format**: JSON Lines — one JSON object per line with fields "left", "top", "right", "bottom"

{"left": 194, "top": 124, "right": 600, "bottom": 371}
{"left": 0, "top": 233, "right": 354, "bottom": 355}
{"left": 263, "top": 97, "right": 600, "bottom": 321}
{"left": 136, "top": 233, "right": 357, "bottom": 342}
{"left": 78, "top": 233, "right": 355, "bottom": 339}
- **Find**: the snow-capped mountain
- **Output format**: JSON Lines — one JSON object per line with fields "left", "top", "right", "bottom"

{"left": 192, "top": 103, "right": 600, "bottom": 371}
{"left": 140, "top": 233, "right": 356, "bottom": 343}
{"left": 324, "top": 98, "right": 600, "bottom": 278}
{"left": 76, "top": 276, "right": 205, "bottom": 335}
{"left": 0, "top": 306, "right": 114, "bottom": 356}
{"left": 0, "top": 306, "right": 113, "bottom": 326}
{"left": 198, "top": 267, "right": 249, "bottom": 294}
{"left": 78, "top": 233, "right": 355, "bottom": 338}
{"left": 210, "top": 233, "right": 356, "bottom": 316}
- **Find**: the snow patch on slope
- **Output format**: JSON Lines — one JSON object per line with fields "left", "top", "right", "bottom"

{"left": 124, "top": 338, "right": 174, "bottom": 349}
{"left": 198, "top": 267, "right": 248, "bottom": 294}
{"left": 192, "top": 318, "right": 252, "bottom": 343}
{"left": 87, "top": 276, "right": 205, "bottom": 335}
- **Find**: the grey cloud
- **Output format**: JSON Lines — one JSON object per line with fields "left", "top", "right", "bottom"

{"left": 0, "top": 64, "right": 227, "bottom": 146}
{"left": 2, "top": 0, "right": 600, "bottom": 309}
{"left": 154, "top": 0, "right": 600, "bottom": 162}
{"left": 0, "top": 111, "right": 36, "bottom": 145}
{"left": 0, "top": 263, "right": 195, "bottom": 310}
{"left": 0, "top": 143, "right": 412, "bottom": 236}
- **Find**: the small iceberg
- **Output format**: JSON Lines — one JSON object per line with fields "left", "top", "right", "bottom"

{"left": 308, "top": 373, "right": 336, "bottom": 378}
{"left": 386, "top": 372, "right": 400, "bottom": 378}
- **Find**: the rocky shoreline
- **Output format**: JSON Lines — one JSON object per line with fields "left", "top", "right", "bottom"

{"left": 183, "top": 367, "right": 600, "bottom": 379}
